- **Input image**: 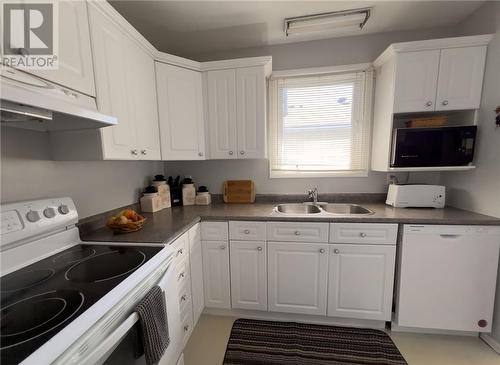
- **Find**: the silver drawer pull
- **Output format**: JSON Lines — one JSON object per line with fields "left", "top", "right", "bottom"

{"left": 333, "top": 249, "right": 340, "bottom": 254}
{"left": 184, "top": 325, "right": 190, "bottom": 332}
{"left": 319, "top": 248, "right": 325, "bottom": 253}
{"left": 140, "top": 149, "right": 147, "bottom": 155}
{"left": 257, "top": 246, "right": 263, "bottom": 251}
{"left": 244, "top": 229, "right": 250, "bottom": 234}
{"left": 359, "top": 232, "right": 366, "bottom": 238}
{"left": 178, "top": 272, "right": 185, "bottom": 280}
{"left": 228, "top": 151, "right": 234, "bottom": 155}
{"left": 176, "top": 248, "right": 183, "bottom": 256}
{"left": 294, "top": 231, "right": 301, "bottom": 236}
{"left": 181, "top": 294, "right": 187, "bottom": 301}
{"left": 442, "top": 100, "right": 449, "bottom": 106}
{"left": 426, "top": 101, "right": 432, "bottom": 107}
{"left": 220, "top": 245, "right": 226, "bottom": 250}
{"left": 198, "top": 152, "right": 204, "bottom": 157}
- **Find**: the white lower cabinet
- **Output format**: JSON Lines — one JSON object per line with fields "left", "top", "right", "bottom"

{"left": 202, "top": 240, "right": 231, "bottom": 309}
{"left": 230, "top": 241, "right": 267, "bottom": 311}
{"left": 327, "top": 244, "right": 396, "bottom": 321}
{"left": 188, "top": 224, "right": 204, "bottom": 326}
{"left": 268, "top": 241, "right": 329, "bottom": 315}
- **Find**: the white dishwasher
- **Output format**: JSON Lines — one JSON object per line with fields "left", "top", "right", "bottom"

{"left": 396, "top": 225, "right": 500, "bottom": 332}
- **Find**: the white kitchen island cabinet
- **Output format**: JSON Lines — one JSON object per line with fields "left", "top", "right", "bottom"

{"left": 267, "top": 241, "right": 329, "bottom": 316}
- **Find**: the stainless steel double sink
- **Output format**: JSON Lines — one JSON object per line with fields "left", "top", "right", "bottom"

{"left": 273, "top": 203, "right": 374, "bottom": 216}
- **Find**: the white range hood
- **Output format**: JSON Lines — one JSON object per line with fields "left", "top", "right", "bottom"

{"left": 0, "top": 67, "right": 117, "bottom": 131}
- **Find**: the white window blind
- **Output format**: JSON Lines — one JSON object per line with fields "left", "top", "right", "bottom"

{"left": 269, "top": 70, "right": 372, "bottom": 178}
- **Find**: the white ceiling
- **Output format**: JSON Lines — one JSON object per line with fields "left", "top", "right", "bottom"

{"left": 109, "top": 1, "right": 484, "bottom": 58}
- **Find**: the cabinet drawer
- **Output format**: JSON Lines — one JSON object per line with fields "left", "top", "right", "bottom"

{"left": 201, "top": 221, "right": 228, "bottom": 241}
{"left": 180, "top": 302, "right": 194, "bottom": 346}
{"left": 176, "top": 258, "right": 191, "bottom": 287}
{"left": 229, "top": 221, "right": 266, "bottom": 241}
{"left": 172, "top": 232, "right": 189, "bottom": 263}
{"left": 178, "top": 281, "right": 192, "bottom": 313}
{"left": 267, "top": 222, "right": 329, "bottom": 243}
{"left": 330, "top": 223, "right": 398, "bottom": 244}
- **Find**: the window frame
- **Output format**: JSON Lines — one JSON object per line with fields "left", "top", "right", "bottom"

{"left": 268, "top": 64, "right": 374, "bottom": 179}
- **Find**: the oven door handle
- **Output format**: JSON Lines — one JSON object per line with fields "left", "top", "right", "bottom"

{"left": 82, "top": 312, "right": 139, "bottom": 365}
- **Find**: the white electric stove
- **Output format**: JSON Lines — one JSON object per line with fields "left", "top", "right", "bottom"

{"left": 0, "top": 198, "right": 182, "bottom": 365}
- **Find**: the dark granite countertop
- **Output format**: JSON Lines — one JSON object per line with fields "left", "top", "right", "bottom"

{"left": 80, "top": 203, "right": 500, "bottom": 244}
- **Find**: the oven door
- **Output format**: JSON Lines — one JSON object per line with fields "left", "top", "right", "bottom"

{"left": 101, "top": 261, "right": 183, "bottom": 365}
{"left": 52, "top": 254, "right": 182, "bottom": 365}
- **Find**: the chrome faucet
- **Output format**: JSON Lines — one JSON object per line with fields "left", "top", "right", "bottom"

{"left": 307, "top": 188, "right": 318, "bottom": 204}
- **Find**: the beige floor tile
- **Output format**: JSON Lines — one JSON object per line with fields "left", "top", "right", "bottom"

{"left": 184, "top": 315, "right": 500, "bottom": 365}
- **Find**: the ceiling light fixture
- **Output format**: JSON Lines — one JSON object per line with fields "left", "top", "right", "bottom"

{"left": 284, "top": 8, "right": 371, "bottom": 36}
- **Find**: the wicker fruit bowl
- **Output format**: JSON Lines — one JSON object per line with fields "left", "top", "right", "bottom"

{"left": 106, "top": 209, "right": 146, "bottom": 234}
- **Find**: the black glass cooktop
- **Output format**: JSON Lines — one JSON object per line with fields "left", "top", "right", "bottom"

{"left": 0, "top": 244, "right": 162, "bottom": 365}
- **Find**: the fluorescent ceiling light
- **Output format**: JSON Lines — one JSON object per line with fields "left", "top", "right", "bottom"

{"left": 285, "top": 8, "right": 371, "bottom": 36}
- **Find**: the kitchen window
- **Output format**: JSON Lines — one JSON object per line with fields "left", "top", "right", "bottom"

{"left": 268, "top": 66, "right": 373, "bottom": 178}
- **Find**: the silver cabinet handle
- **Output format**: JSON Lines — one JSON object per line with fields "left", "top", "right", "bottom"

{"left": 181, "top": 294, "right": 187, "bottom": 301}
{"left": 141, "top": 149, "right": 147, "bottom": 155}
{"left": 131, "top": 149, "right": 138, "bottom": 155}
{"left": 220, "top": 245, "right": 226, "bottom": 250}
{"left": 240, "top": 151, "right": 245, "bottom": 155}
{"left": 442, "top": 100, "right": 449, "bottom": 106}
{"left": 360, "top": 232, "right": 367, "bottom": 238}
{"left": 333, "top": 249, "right": 340, "bottom": 254}
{"left": 257, "top": 246, "right": 263, "bottom": 251}
{"left": 244, "top": 229, "right": 250, "bottom": 234}
{"left": 178, "top": 272, "right": 185, "bottom": 280}
{"left": 294, "top": 231, "right": 301, "bottom": 235}
{"left": 198, "top": 152, "right": 204, "bottom": 157}
{"left": 184, "top": 325, "right": 190, "bottom": 332}
{"left": 426, "top": 101, "right": 433, "bottom": 107}
{"left": 176, "top": 248, "right": 183, "bottom": 256}
{"left": 228, "top": 151, "right": 234, "bottom": 155}
{"left": 319, "top": 248, "right": 325, "bottom": 253}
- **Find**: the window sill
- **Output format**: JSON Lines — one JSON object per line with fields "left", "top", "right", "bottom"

{"left": 269, "top": 170, "right": 369, "bottom": 179}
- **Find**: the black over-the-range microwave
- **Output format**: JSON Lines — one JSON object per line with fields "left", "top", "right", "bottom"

{"left": 391, "top": 126, "right": 477, "bottom": 168}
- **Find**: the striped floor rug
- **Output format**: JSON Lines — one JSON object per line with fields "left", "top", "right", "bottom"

{"left": 223, "top": 319, "right": 407, "bottom": 365}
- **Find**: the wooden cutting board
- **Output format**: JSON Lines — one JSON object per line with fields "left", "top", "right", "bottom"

{"left": 223, "top": 180, "right": 256, "bottom": 203}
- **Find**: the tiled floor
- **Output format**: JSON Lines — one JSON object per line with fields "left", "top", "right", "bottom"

{"left": 184, "top": 314, "right": 500, "bottom": 365}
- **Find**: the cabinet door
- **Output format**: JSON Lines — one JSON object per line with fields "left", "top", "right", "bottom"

{"left": 156, "top": 63, "right": 205, "bottom": 160}
{"left": 268, "top": 241, "right": 329, "bottom": 315}
{"left": 435, "top": 46, "right": 487, "bottom": 111}
{"left": 88, "top": 6, "right": 137, "bottom": 159}
{"left": 189, "top": 225, "right": 204, "bottom": 325}
{"left": 236, "top": 66, "right": 266, "bottom": 159}
{"left": 207, "top": 69, "right": 237, "bottom": 159}
{"left": 328, "top": 244, "right": 396, "bottom": 321}
{"left": 230, "top": 241, "right": 267, "bottom": 311}
{"left": 32, "top": 0, "right": 95, "bottom": 96}
{"left": 202, "top": 241, "right": 231, "bottom": 309}
{"left": 129, "top": 47, "right": 161, "bottom": 160}
{"left": 394, "top": 50, "right": 440, "bottom": 113}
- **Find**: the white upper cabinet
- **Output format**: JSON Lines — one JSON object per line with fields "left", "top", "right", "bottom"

{"left": 31, "top": 1, "right": 95, "bottom": 96}
{"left": 88, "top": 5, "right": 160, "bottom": 160}
{"left": 207, "top": 69, "right": 238, "bottom": 159}
{"left": 435, "top": 46, "right": 487, "bottom": 111}
{"left": 206, "top": 60, "right": 270, "bottom": 160}
{"left": 236, "top": 66, "right": 266, "bottom": 159}
{"left": 391, "top": 43, "right": 488, "bottom": 113}
{"left": 393, "top": 50, "right": 440, "bottom": 113}
{"left": 156, "top": 62, "right": 206, "bottom": 160}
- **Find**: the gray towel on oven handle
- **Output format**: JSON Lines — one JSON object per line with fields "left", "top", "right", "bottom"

{"left": 135, "top": 285, "right": 170, "bottom": 365}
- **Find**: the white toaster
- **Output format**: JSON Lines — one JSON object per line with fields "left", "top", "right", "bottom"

{"left": 386, "top": 184, "right": 446, "bottom": 208}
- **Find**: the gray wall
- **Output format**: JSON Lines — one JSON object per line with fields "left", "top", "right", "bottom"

{"left": 1, "top": 127, "right": 163, "bottom": 218}
{"left": 166, "top": 26, "right": 458, "bottom": 193}
{"left": 440, "top": 1, "right": 500, "bottom": 347}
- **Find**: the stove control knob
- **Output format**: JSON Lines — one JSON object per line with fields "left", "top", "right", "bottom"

{"left": 43, "top": 207, "right": 56, "bottom": 218}
{"left": 58, "top": 204, "right": 70, "bottom": 215}
{"left": 26, "top": 210, "right": 41, "bottom": 223}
